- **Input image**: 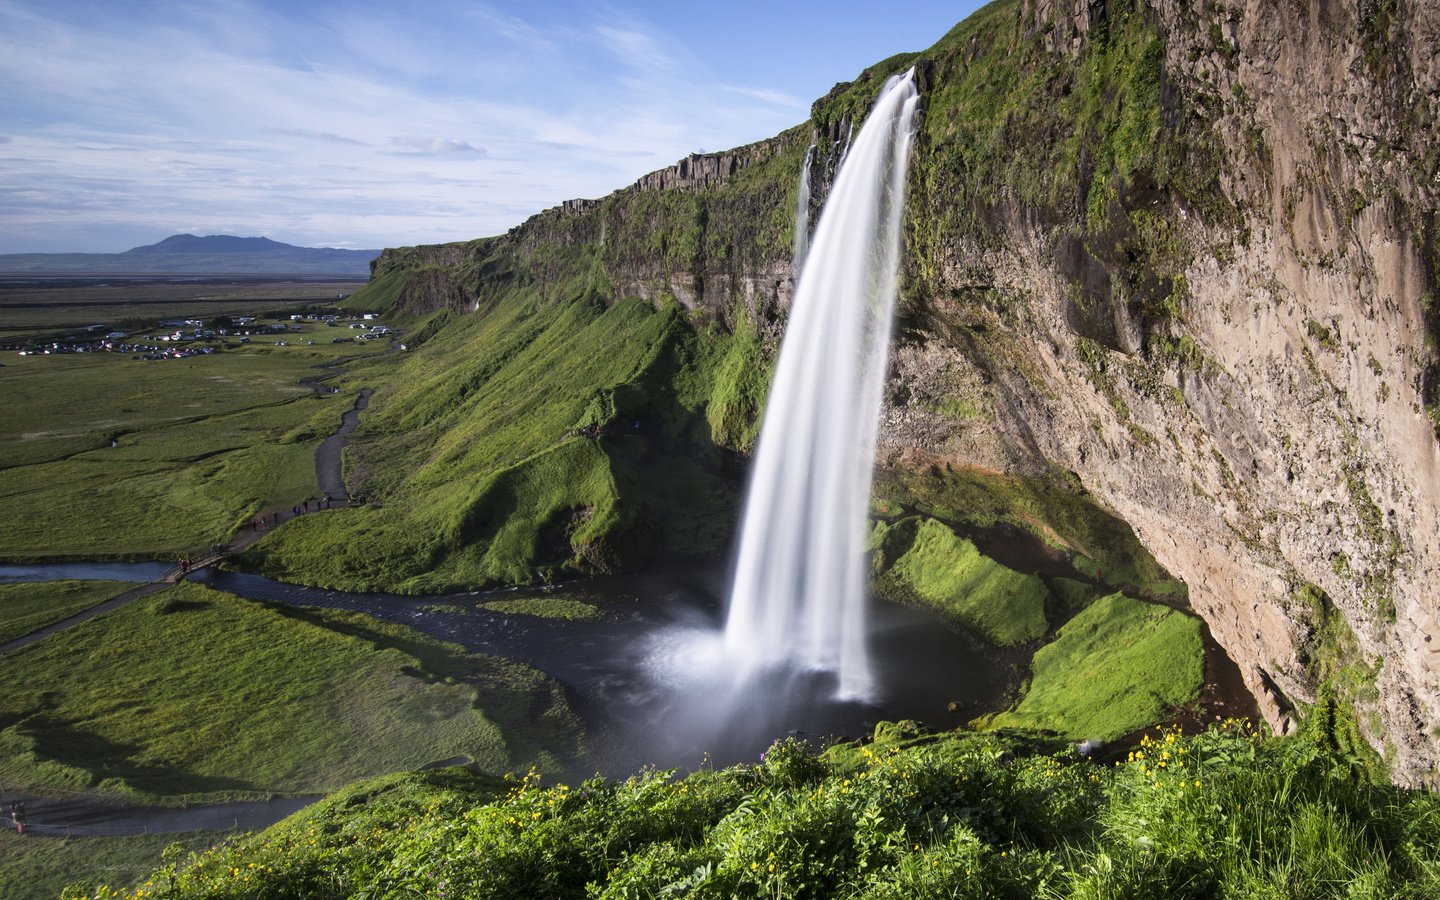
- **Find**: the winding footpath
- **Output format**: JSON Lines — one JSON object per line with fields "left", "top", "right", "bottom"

{"left": 0, "top": 375, "right": 375, "bottom": 837}
{"left": 316, "top": 388, "right": 372, "bottom": 503}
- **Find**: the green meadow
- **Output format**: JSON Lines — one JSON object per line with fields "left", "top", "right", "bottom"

{"left": 0, "top": 331, "right": 384, "bottom": 559}
{"left": 0, "top": 580, "right": 129, "bottom": 644}
{"left": 0, "top": 582, "right": 581, "bottom": 803}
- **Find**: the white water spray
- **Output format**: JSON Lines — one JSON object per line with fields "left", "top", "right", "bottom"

{"left": 723, "top": 70, "right": 921, "bottom": 701}
{"left": 793, "top": 143, "right": 816, "bottom": 275}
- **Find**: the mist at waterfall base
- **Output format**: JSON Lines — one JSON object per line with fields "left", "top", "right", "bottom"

{"left": 624, "top": 71, "right": 936, "bottom": 765}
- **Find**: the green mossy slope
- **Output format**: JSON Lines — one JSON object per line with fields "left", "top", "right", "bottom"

{"left": 252, "top": 290, "right": 754, "bottom": 592}
{"left": 874, "top": 516, "right": 1049, "bottom": 645}
{"left": 981, "top": 592, "right": 1204, "bottom": 741}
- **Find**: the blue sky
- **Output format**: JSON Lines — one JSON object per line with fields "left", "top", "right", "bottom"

{"left": 0, "top": 1, "right": 988, "bottom": 253}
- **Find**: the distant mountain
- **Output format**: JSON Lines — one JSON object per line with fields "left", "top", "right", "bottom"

{"left": 0, "top": 234, "right": 381, "bottom": 276}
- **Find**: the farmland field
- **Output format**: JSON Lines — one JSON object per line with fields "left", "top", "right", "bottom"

{"left": 0, "top": 277, "right": 365, "bottom": 336}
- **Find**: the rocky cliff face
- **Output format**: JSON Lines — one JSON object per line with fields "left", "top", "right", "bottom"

{"left": 365, "top": 130, "right": 804, "bottom": 327}
{"left": 352, "top": 0, "right": 1440, "bottom": 784}
{"left": 877, "top": 0, "right": 1440, "bottom": 785}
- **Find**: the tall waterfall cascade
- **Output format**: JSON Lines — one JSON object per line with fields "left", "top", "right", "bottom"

{"left": 792, "top": 142, "right": 816, "bottom": 276}
{"left": 723, "top": 69, "right": 922, "bottom": 701}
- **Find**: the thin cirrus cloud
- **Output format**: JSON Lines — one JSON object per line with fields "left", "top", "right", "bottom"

{"left": 276, "top": 129, "right": 373, "bottom": 147}
{"left": 0, "top": 0, "right": 904, "bottom": 254}
{"left": 385, "top": 137, "right": 488, "bottom": 157}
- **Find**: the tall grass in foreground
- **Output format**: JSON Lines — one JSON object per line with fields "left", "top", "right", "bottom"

{"left": 77, "top": 721, "right": 1440, "bottom": 899}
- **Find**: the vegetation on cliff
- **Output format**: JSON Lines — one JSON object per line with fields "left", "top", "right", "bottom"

{"left": 74, "top": 720, "right": 1440, "bottom": 899}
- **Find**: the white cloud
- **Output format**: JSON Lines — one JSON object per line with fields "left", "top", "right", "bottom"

{"left": 723, "top": 85, "right": 809, "bottom": 111}
{"left": 386, "top": 137, "right": 488, "bottom": 156}
{"left": 275, "top": 129, "right": 372, "bottom": 146}
{"left": 0, "top": 0, "right": 806, "bottom": 252}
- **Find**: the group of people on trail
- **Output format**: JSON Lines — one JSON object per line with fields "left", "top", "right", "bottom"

{"left": 246, "top": 494, "right": 334, "bottom": 532}
{"left": 176, "top": 494, "right": 343, "bottom": 577}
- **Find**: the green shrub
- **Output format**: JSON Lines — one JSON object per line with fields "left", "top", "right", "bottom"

{"left": 82, "top": 724, "right": 1440, "bottom": 899}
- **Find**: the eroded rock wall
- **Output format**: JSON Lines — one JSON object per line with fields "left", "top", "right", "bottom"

{"left": 877, "top": 0, "right": 1440, "bottom": 784}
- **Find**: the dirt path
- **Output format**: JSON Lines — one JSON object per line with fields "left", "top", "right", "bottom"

{"left": 315, "top": 388, "right": 372, "bottom": 503}
{"left": 6, "top": 794, "right": 317, "bottom": 837}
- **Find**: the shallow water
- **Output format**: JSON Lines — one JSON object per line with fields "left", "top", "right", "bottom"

{"left": 0, "top": 560, "right": 171, "bottom": 584}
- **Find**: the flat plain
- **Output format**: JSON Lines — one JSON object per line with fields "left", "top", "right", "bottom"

{"left": 0, "top": 278, "right": 365, "bottom": 335}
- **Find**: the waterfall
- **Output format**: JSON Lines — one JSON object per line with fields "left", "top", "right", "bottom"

{"left": 792, "top": 142, "right": 816, "bottom": 276}
{"left": 837, "top": 120, "right": 856, "bottom": 169}
{"left": 723, "top": 69, "right": 921, "bottom": 701}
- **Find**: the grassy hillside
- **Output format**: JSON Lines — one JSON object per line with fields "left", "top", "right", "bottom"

{"left": 250, "top": 288, "right": 769, "bottom": 593}
{"left": 72, "top": 721, "right": 1440, "bottom": 899}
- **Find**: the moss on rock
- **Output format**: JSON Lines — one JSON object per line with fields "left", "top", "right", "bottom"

{"left": 876, "top": 516, "right": 1050, "bottom": 646}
